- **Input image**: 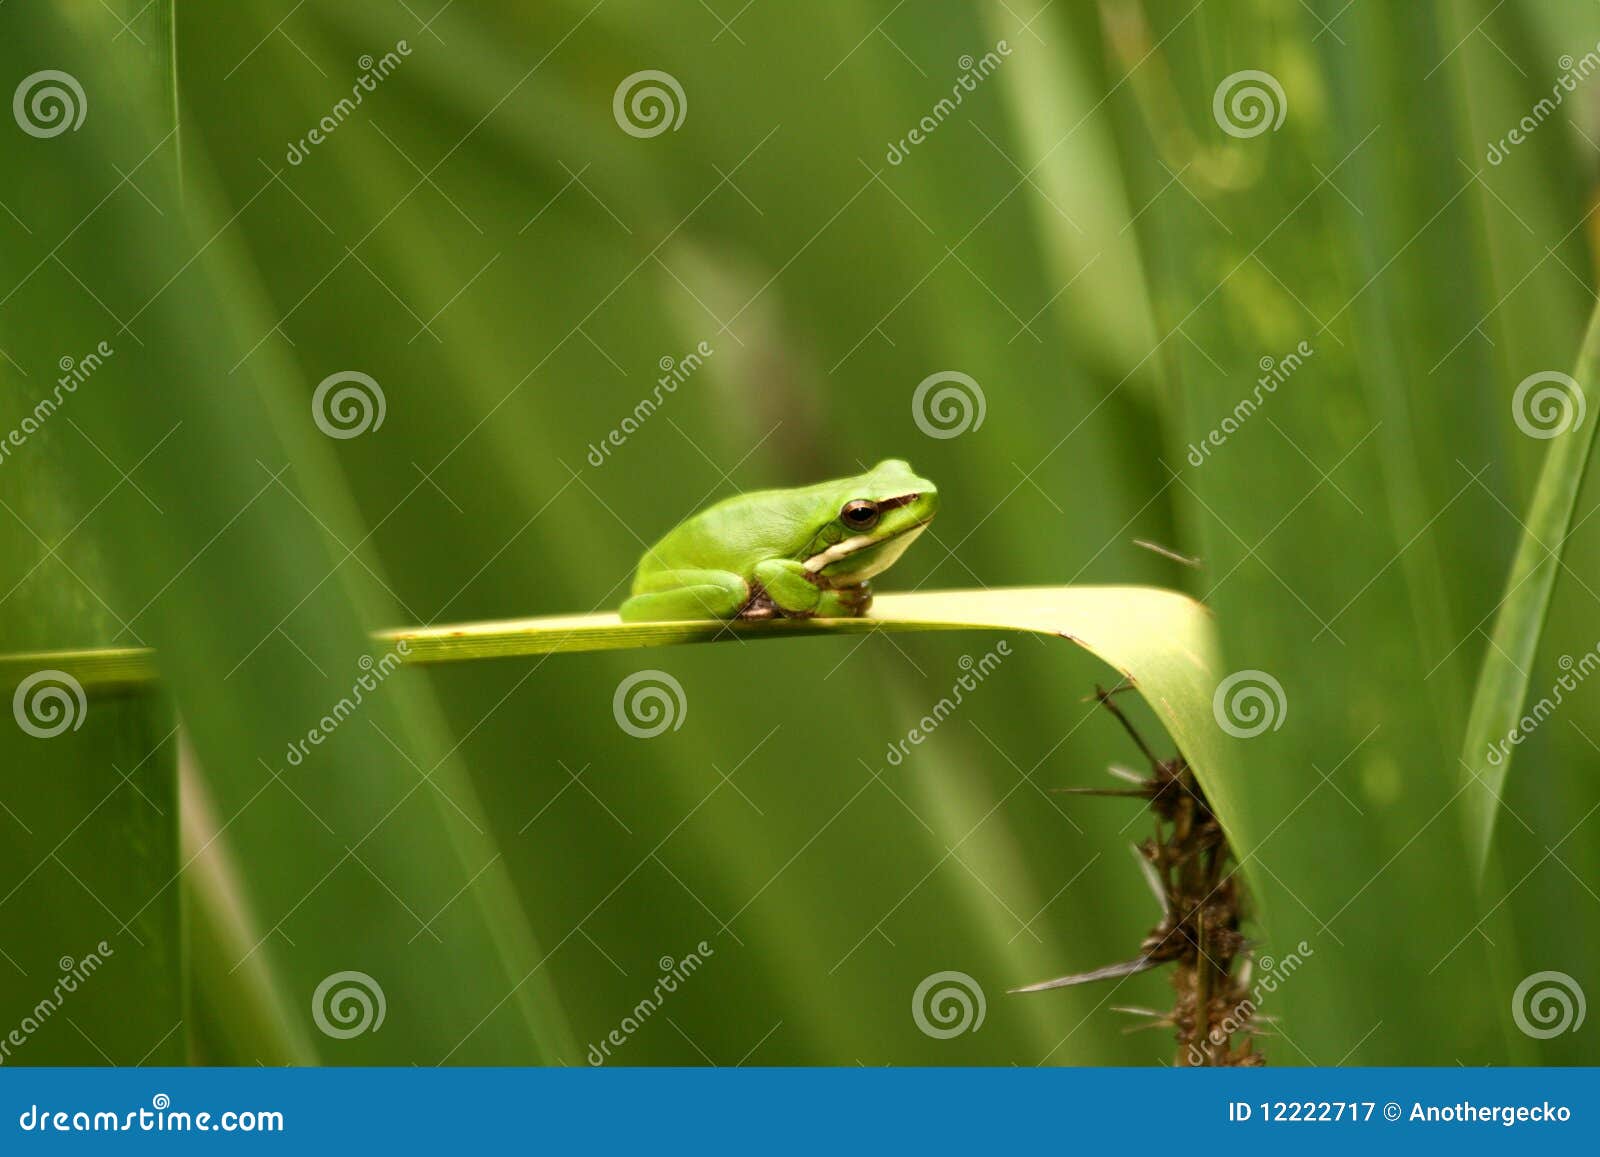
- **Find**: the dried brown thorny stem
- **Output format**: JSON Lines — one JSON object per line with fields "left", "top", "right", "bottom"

{"left": 1012, "top": 683, "right": 1263, "bottom": 1066}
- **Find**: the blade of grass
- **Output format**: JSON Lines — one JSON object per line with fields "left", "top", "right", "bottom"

{"left": 0, "top": 585, "right": 1260, "bottom": 884}
{"left": 1460, "top": 301, "right": 1600, "bottom": 878}
{"left": 0, "top": 0, "right": 183, "bottom": 1067}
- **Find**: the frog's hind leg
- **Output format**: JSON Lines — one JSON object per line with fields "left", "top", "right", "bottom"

{"left": 619, "top": 569, "right": 749, "bottom": 622}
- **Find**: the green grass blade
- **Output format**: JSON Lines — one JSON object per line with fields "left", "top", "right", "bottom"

{"left": 1460, "top": 303, "right": 1600, "bottom": 877}
{"left": 1, "top": 1, "right": 578, "bottom": 1066}
{"left": 385, "top": 585, "right": 1249, "bottom": 850}
{"left": 1, "top": 585, "right": 1256, "bottom": 878}
{"left": 0, "top": 0, "right": 183, "bottom": 1067}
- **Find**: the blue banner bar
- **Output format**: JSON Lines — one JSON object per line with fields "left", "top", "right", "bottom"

{"left": 0, "top": 1067, "right": 1594, "bottom": 1151}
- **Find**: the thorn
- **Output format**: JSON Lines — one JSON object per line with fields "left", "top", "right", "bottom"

{"left": 1133, "top": 538, "right": 1202, "bottom": 568}
{"left": 1079, "top": 679, "right": 1136, "bottom": 702}
{"left": 1131, "top": 843, "right": 1169, "bottom": 913}
{"left": 1009, "top": 956, "right": 1158, "bottom": 994}
{"left": 1106, "top": 763, "right": 1148, "bottom": 785}
{"left": 1091, "top": 683, "right": 1163, "bottom": 768}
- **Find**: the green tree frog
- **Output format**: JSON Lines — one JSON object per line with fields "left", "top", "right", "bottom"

{"left": 620, "top": 459, "right": 939, "bottom": 622}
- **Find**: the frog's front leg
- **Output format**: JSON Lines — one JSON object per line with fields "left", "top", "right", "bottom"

{"left": 751, "top": 560, "right": 872, "bottom": 619}
{"left": 619, "top": 569, "right": 749, "bottom": 622}
{"left": 749, "top": 558, "right": 827, "bottom": 618}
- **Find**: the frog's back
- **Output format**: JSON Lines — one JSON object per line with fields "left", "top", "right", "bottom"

{"left": 634, "top": 488, "right": 822, "bottom": 582}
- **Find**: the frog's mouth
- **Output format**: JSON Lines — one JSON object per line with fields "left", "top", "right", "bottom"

{"left": 802, "top": 517, "right": 934, "bottom": 579}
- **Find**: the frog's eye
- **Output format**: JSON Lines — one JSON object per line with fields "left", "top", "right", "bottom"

{"left": 841, "top": 499, "right": 880, "bottom": 529}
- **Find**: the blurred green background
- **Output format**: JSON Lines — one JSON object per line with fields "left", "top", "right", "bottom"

{"left": 2, "top": 0, "right": 1598, "bottom": 1066}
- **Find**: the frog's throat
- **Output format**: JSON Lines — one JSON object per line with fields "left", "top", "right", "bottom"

{"left": 800, "top": 518, "right": 932, "bottom": 575}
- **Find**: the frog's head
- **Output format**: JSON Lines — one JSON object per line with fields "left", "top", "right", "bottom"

{"left": 801, "top": 459, "right": 939, "bottom": 584}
